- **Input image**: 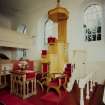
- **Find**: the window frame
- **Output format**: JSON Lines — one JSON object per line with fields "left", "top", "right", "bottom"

{"left": 83, "top": 3, "right": 104, "bottom": 42}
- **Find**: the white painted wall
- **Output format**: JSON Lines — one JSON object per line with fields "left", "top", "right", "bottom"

{"left": 0, "top": 14, "right": 33, "bottom": 60}
{"left": 0, "top": 14, "right": 12, "bottom": 29}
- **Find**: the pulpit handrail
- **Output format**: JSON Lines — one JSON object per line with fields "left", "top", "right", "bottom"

{"left": 79, "top": 72, "right": 94, "bottom": 88}
{"left": 103, "top": 84, "right": 105, "bottom": 104}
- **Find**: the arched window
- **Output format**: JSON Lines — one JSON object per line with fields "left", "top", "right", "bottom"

{"left": 44, "top": 19, "right": 58, "bottom": 44}
{"left": 83, "top": 4, "right": 102, "bottom": 41}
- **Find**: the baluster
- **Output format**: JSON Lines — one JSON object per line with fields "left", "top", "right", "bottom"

{"left": 34, "top": 77, "right": 36, "bottom": 94}
{"left": 23, "top": 75, "right": 26, "bottom": 99}
{"left": 4, "top": 75, "right": 6, "bottom": 86}
{"left": 31, "top": 80, "right": 33, "bottom": 94}
{"left": 80, "top": 88, "right": 84, "bottom": 105}
{"left": 0, "top": 75, "right": 1, "bottom": 86}
{"left": 93, "top": 81, "right": 95, "bottom": 87}
{"left": 27, "top": 81, "right": 29, "bottom": 95}
{"left": 10, "top": 74, "right": 13, "bottom": 93}
{"left": 86, "top": 82, "right": 90, "bottom": 100}
{"left": 76, "top": 79, "right": 79, "bottom": 85}
{"left": 16, "top": 76, "right": 18, "bottom": 95}
{"left": 16, "top": 75, "right": 20, "bottom": 95}
{"left": 12, "top": 75, "right": 15, "bottom": 93}
{"left": 20, "top": 83, "right": 22, "bottom": 97}
{"left": 71, "top": 64, "right": 73, "bottom": 76}
{"left": 19, "top": 76, "right": 21, "bottom": 97}
{"left": 14, "top": 75, "right": 17, "bottom": 94}
{"left": 59, "top": 78, "right": 61, "bottom": 86}
{"left": 90, "top": 80, "right": 93, "bottom": 92}
{"left": 103, "top": 86, "right": 105, "bottom": 104}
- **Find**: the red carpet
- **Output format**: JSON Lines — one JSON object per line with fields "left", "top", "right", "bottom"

{"left": 0, "top": 89, "right": 46, "bottom": 105}
{"left": 0, "top": 90, "right": 33, "bottom": 105}
{"left": 0, "top": 89, "right": 69, "bottom": 105}
{"left": 0, "top": 82, "right": 104, "bottom": 105}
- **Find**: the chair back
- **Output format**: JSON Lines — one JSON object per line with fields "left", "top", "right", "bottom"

{"left": 13, "top": 60, "right": 34, "bottom": 71}
{"left": 26, "top": 60, "right": 34, "bottom": 70}
{"left": 13, "top": 60, "right": 20, "bottom": 70}
{"left": 64, "top": 64, "right": 72, "bottom": 78}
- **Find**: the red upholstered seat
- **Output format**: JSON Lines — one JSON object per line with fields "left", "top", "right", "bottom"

{"left": 48, "top": 37, "right": 53, "bottom": 43}
{"left": 41, "top": 50, "right": 47, "bottom": 58}
{"left": 11, "top": 60, "right": 36, "bottom": 99}
{"left": 25, "top": 70, "right": 36, "bottom": 79}
{"left": 13, "top": 60, "right": 34, "bottom": 70}
{"left": 41, "top": 50, "right": 47, "bottom": 55}
{"left": 12, "top": 60, "right": 35, "bottom": 79}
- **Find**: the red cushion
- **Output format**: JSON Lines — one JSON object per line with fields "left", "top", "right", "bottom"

{"left": 64, "top": 64, "right": 72, "bottom": 78}
{"left": 48, "top": 37, "right": 56, "bottom": 44}
{"left": 25, "top": 70, "right": 36, "bottom": 79}
{"left": 12, "top": 60, "right": 35, "bottom": 79}
{"left": 42, "top": 63, "right": 49, "bottom": 73}
{"left": 52, "top": 37, "right": 56, "bottom": 43}
{"left": 67, "top": 64, "right": 71, "bottom": 68}
{"left": 48, "top": 37, "right": 53, "bottom": 43}
{"left": 42, "top": 50, "right": 47, "bottom": 55}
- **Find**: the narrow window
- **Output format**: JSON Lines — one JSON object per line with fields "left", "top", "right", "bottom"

{"left": 44, "top": 19, "right": 58, "bottom": 44}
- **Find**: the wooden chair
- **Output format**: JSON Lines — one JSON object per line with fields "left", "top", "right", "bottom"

{"left": 36, "top": 50, "right": 49, "bottom": 91}
{"left": 47, "top": 64, "right": 72, "bottom": 95}
{"left": 36, "top": 62, "right": 49, "bottom": 91}
{"left": 11, "top": 60, "right": 36, "bottom": 99}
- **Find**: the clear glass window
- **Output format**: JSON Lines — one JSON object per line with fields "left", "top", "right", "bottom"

{"left": 83, "top": 4, "right": 102, "bottom": 41}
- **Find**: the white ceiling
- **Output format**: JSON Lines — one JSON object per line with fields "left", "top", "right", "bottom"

{"left": 0, "top": 0, "right": 55, "bottom": 16}
{"left": 1, "top": 0, "right": 104, "bottom": 17}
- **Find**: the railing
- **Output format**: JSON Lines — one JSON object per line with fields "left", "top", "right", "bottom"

{"left": 79, "top": 72, "right": 95, "bottom": 105}
{"left": 67, "top": 71, "right": 95, "bottom": 105}
{"left": 66, "top": 65, "right": 77, "bottom": 92}
{"left": 103, "top": 86, "right": 105, "bottom": 104}
{"left": 11, "top": 72, "right": 36, "bottom": 99}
